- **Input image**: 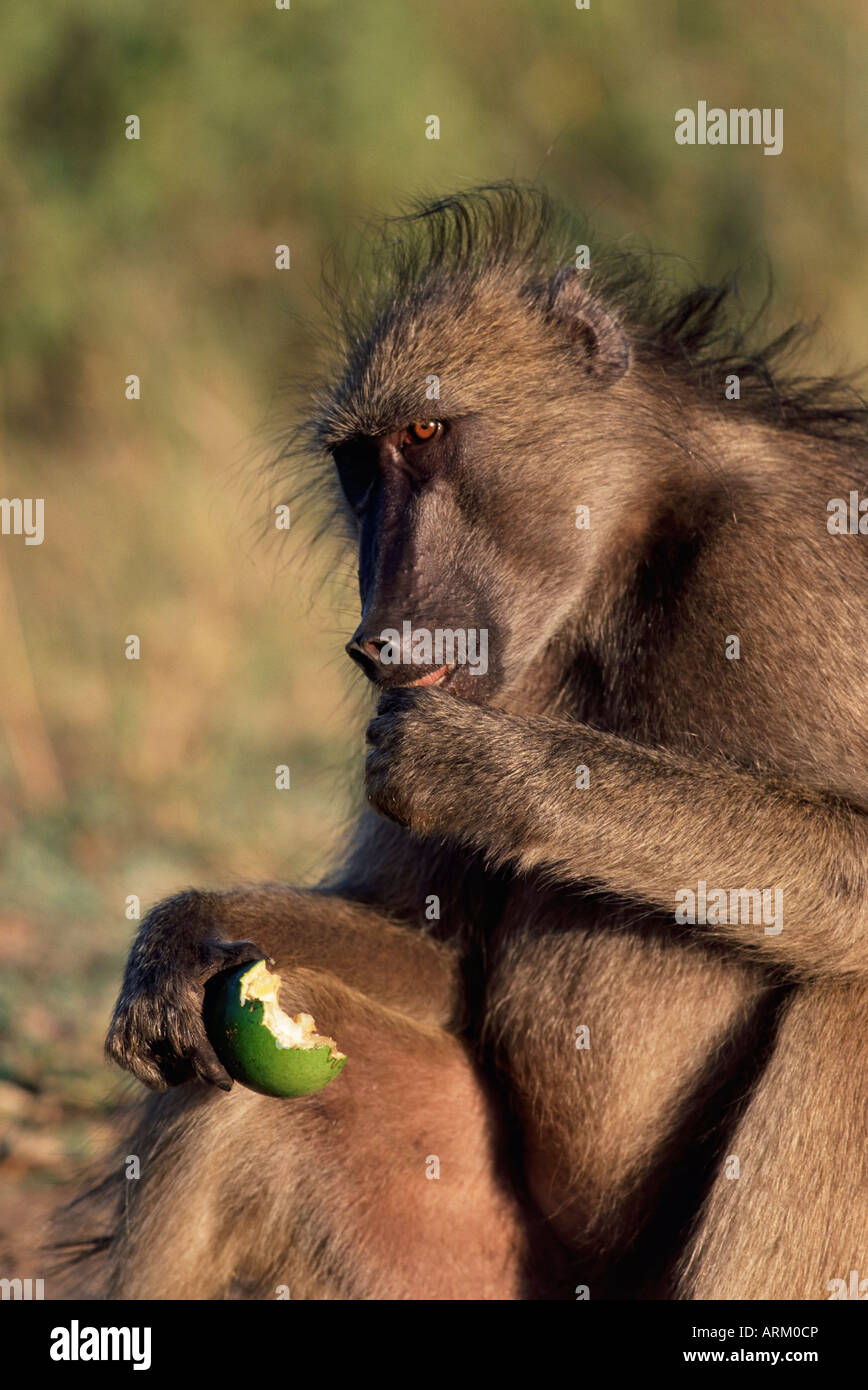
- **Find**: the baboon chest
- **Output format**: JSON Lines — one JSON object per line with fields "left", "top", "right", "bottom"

{"left": 483, "top": 884, "right": 773, "bottom": 1242}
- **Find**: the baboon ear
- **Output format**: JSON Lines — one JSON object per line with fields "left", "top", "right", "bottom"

{"left": 545, "top": 268, "right": 631, "bottom": 382}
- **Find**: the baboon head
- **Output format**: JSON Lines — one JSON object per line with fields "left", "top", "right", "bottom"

{"left": 315, "top": 188, "right": 638, "bottom": 704}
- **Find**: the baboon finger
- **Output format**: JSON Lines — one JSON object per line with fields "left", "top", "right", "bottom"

{"left": 191, "top": 1044, "right": 234, "bottom": 1092}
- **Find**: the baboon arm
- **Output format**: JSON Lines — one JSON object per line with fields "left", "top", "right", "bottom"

{"left": 367, "top": 692, "right": 868, "bottom": 979}
{"left": 231, "top": 883, "right": 461, "bottom": 1023}
{"left": 106, "top": 879, "right": 465, "bottom": 1088}
{"left": 481, "top": 726, "right": 867, "bottom": 978}
{"left": 107, "top": 810, "right": 492, "bottom": 1087}
{"left": 134, "top": 883, "right": 461, "bottom": 1023}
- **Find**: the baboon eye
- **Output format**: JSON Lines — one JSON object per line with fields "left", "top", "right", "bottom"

{"left": 403, "top": 420, "right": 443, "bottom": 445}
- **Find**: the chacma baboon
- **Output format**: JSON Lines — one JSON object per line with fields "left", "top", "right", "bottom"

{"left": 72, "top": 185, "right": 868, "bottom": 1299}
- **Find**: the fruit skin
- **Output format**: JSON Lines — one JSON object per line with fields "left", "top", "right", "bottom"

{"left": 204, "top": 962, "right": 347, "bottom": 1099}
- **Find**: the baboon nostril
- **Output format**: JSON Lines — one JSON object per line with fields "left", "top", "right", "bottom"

{"left": 345, "top": 635, "right": 388, "bottom": 677}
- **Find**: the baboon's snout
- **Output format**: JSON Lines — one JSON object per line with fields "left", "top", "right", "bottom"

{"left": 346, "top": 626, "right": 458, "bottom": 690}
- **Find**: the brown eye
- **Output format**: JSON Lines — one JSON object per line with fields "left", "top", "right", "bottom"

{"left": 404, "top": 420, "right": 443, "bottom": 445}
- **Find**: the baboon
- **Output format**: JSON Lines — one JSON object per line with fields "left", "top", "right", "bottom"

{"left": 72, "top": 185, "right": 868, "bottom": 1299}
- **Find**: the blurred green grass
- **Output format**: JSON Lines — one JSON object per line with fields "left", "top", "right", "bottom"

{"left": 0, "top": 0, "right": 865, "bottom": 1200}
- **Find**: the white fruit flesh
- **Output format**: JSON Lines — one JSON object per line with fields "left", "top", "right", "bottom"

{"left": 239, "top": 960, "right": 345, "bottom": 1059}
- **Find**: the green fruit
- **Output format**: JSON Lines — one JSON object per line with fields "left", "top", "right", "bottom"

{"left": 204, "top": 959, "right": 347, "bottom": 1098}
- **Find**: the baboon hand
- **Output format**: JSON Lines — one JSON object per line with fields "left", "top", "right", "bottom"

{"left": 106, "top": 890, "right": 267, "bottom": 1090}
{"left": 365, "top": 687, "right": 511, "bottom": 834}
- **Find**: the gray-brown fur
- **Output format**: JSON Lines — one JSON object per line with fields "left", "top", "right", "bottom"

{"left": 63, "top": 185, "right": 868, "bottom": 1299}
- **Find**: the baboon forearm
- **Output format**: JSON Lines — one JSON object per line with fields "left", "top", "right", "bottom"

{"left": 247, "top": 884, "right": 462, "bottom": 1023}
{"left": 131, "top": 884, "right": 460, "bottom": 1023}
{"left": 367, "top": 691, "right": 867, "bottom": 978}
{"left": 475, "top": 724, "right": 867, "bottom": 978}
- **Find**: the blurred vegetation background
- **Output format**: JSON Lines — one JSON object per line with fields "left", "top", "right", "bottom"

{"left": 0, "top": 0, "right": 865, "bottom": 1270}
